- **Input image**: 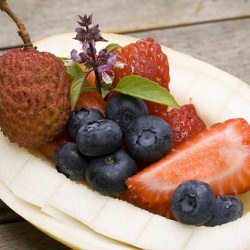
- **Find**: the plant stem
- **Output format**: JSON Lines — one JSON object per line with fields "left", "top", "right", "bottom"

{"left": 89, "top": 42, "right": 102, "bottom": 93}
{"left": 0, "top": 0, "right": 32, "bottom": 47}
{"left": 85, "top": 25, "right": 102, "bottom": 93}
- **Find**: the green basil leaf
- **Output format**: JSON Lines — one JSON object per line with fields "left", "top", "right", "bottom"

{"left": 114, "top": 75, "right": 179, "bottom": 107}
{"left": 70, "top": 75, "right": 86, "bottom": 110}
{"left": 81, "top": 86, "right": 98, "bottom": 93}
{"left": 67, "top": 63, "right": 85, "bottom": 78}
{"left": 101, "top": 88, "right": 110, "bottom": 99}
{"left": 59, "top": 57, "right": 70, "bottom": 61}
{"left": 105, "top": 43, "right": 121, "bottom": 53}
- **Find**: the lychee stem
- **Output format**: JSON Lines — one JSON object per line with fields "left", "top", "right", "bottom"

{"left": 0, "top": 0, "right": 32, "bottom": 47}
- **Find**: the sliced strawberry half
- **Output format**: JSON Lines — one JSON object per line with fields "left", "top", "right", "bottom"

{"left": 122, "top": 118, "right": 250, "bottom": 219}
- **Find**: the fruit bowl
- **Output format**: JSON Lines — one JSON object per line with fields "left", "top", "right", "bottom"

{"left": 0, "top": 33, "right": 250, "bottom": 250}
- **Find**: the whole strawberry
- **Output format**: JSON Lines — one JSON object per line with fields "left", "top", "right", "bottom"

{"left": 162, "top": 104, "right": 206, "bottom": 147}
{"left": 110, "top": 38, "right": 171, "bottom": 115}
{"left": 112, "top": 38, "right": 170, "bottom": 90}
{"left": 0, "top": 1, "right": 71, "bottom": 148}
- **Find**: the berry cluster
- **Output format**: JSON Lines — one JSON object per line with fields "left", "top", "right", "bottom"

{"left": 49, "top": 15, "right": 248, "bottom": 228}
{"left": 54, "top": 94, "right": 173, "bottom": 195}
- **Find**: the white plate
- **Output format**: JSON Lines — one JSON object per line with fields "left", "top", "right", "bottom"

{"left": 0, "top": 33, "right": 250, "bottom": 250}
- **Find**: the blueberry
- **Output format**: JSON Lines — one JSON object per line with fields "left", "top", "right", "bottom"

{"left": 68, "top": 108, "right": 104, "bottom": 139}
{"left": 105, "top": 94, "right": 148, "bottom": 132}
{"left": 85, "top": 150, "right": 138, "bottom": 195}
{"left": 206, "top": 195, "right": 243, "bottom": 226}
{"left": 76, "top": 119, "right": 123, "bottom": 157}
{"left": 53, "top": 142, "right": 88, "bottom": 180}
{"left": 171, "top": 180, "right": 216, "bottom": 225}
{"left": 124, "top": 115, "right": 172, "bottom": 164}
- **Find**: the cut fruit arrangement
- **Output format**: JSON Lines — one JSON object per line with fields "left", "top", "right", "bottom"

{"left": 1, "top": 1, "right": 250, "bottom": 250}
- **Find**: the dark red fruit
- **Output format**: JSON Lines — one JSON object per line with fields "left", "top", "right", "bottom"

{"left": 112, "top": 38, "right": 170, "bottom": 90}
{"left": 0, "top": 47, "right": 71, "bottom": 148}
{"left": 162, "top": 104, "right": 206, "bottom": 147}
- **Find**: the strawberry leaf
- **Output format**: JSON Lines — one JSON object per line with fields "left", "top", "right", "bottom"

{"left": 114, "top": 75, "right": 180, "bottom": 107}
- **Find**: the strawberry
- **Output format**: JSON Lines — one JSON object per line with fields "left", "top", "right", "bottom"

{"left": 75, "top": 90, "right": 106, "bottom": 115}
{"left": 112, "top": 38, "right": 170, "bottom": 90}
{"left": 39, "top": 129, "right": 72, "bottom": 160}
{"left": 145, "top": 102, "right": 167, "bottom": 117}
{"left": 111, "top": 38, "right": 171, "bottom": 116}
{"left": 121, "top": 118, "right": 250, "bottom": 219}
{"left": 161, "top": 104, "right": 206, "bottom": 147}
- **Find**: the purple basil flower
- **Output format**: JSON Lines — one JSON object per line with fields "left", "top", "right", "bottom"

{"left": 97, "top": 63, "right": 110, "bottom": 73}
{"left": 70, "top": 13, "right": 120, "bottom": 91}
{"left": 89, "top": 25, "right": 107, "bottom": 43}
{"left": 75, "top": 28, "right": 87, "bottom": 41}
{"left": 97, "top": 52, "right": 117, "bottom": 72}
{"left": 97, "top": 52, "right": 120, "bottom": 84}
{"left": 74, "top": 16, "right": 107, "bottom": 46}
{"left": 108, "top": 53, "right": 118, "bottom": 65}
{"left": 78, "top": 14, "right": 93, "bottom": 27}
{"left": 70, "top": 49, "right": 81, "bottom": 62}
{"left": 102, "top": 71, "right": 112, "bottom": 84}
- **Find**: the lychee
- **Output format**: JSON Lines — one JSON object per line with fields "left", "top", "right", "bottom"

{"left": 0, "top": 48, "right": 71, "bottom": 148}
{"left": 0, "top": 0, "right": 71, "bottom": 148}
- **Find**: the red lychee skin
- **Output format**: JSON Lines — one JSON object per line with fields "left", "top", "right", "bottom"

{"left": 0, "top": 47, "right": 71, "bottom": 148}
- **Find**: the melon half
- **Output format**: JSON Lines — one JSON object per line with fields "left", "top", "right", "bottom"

{"left": 0, "top": 33, "right": 250, "bottom": 250}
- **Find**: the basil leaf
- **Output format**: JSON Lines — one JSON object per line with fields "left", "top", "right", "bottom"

{"left": 59, "top": 57, "right": 70, "bottom": 60}
{"left": 67, "top": 63, "right": 85, "bottom": 78}
{"left": 70, "top": 75, "right": 87, "bottom": 110}
{"left": 81, "top": 86, "right": 98, "bottom": 93}
{"left": 114, "top": 75, "right": 179, "bottom": 107}
{"left": 105, "top": 43, "right": 121, "bottom": 53}
{"left": 101, "top": 88, "right": 110, "bottom": 99}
